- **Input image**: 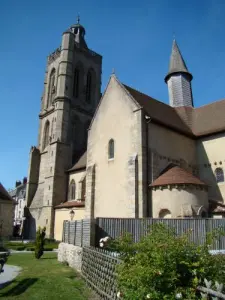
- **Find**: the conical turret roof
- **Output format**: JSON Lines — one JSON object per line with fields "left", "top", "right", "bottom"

{"left": 165, "top": 40, "right": 193, "bottom": 82}
{"left": 150, "top": 166, "right": 206, "bottom": 187}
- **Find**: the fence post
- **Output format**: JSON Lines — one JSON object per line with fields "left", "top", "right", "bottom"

{"left": 68, "top": 221, "right": 70, "bottom": 244}
{"left": 81, "top": 219, "right": 83, "bottom": 247}
{"left": 62, "top": 220, "right": 65, "bottom": 242}
{"left": 74, "top": 221, "right": 76, "bottom": 246}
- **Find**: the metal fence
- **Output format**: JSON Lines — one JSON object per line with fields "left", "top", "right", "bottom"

{"left": 62, "top": 219, "right": 91, "bottom": 247}
{"left": 82, "top": 246, "right": 120, "bottom": 300}
{"left": 96, "top": 218, "right": 225, "bottom": 250}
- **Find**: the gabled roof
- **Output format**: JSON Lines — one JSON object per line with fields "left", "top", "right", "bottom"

{"left": 0, "top": 183, "right": 13, "bottom": 201}
{"left": 123, "top": 83, "right": 225, "bottom": 138}
{"left": 150, "top": 166, "right": 206, "bottom": 187}
{"left": 124, "top": 84, "right": 193, "bottom": 136}
{"left": 165, "top": 40, "right": 193, "bottom": 82}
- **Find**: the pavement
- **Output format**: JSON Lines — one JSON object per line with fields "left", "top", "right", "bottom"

{"left": 9, "top": 249, "right": 58, "bottom": 253}
{"left": 0, "top": 265, "right": 22, "bottom": 288}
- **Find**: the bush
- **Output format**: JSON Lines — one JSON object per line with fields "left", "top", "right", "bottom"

{"left": 113, "top": 223, "right": 225, "bottom": 300}
{"left": 44, "top": 247, "right": 54, "bottom": 251}
{"left": 26, "top": 247, "right": 35, "bottom": 251}
{"left": 14, "top": 246, "right": 26, "bottom": 251}
{"left": 34, "top": 226, "right": 46, "bottom": 259}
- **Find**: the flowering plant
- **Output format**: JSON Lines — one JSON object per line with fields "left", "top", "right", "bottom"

{"left": 99, "top": 236, "right": 111, "bottom": 248}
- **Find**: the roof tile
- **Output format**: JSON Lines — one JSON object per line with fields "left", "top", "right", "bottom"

{"left": 150, "top": 166, "right": 206, "bottom": 187}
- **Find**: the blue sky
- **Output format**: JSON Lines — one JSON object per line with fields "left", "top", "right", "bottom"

{"left": 1, "top": 0, "right": 225, "bottom": 189}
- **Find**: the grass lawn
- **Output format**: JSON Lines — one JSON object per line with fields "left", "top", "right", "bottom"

{"left": 0, "top": 253, "right": 95, "bottom": 300}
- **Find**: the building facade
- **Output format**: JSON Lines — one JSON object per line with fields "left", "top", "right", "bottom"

{"left": 26, "top": 19, "right": 225, "bottom": 239}
{"left": 0, "top": 183, "right": 15, "bottom": 237}
{"left": 9, "top": 178, "right": 27, "bottom": 236}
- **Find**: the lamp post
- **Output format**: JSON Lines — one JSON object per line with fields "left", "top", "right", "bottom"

{"left": 69, "top": 210, "right": 75, "bottom": 221}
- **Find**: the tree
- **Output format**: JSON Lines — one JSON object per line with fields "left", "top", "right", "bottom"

{"left": 35, "top": 226, "right": 46, "bottom": 259}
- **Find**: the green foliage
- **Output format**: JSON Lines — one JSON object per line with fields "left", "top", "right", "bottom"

{"left": 26, "top": 247, "right": 35, "bottom": 251}
{"left": 44, "top": 247, "right": 54, "bottom": 251}
{"left": 113, "top": 223, "right": 225, "bottom": 300}
{"left": 35, "top": 227, "right": 46, "bottom": 259}
{"left": 14, "top": 246, "right": 26, "bottom": 251}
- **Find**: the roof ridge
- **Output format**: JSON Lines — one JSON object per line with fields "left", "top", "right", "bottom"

{"left": 195, "top": 98, "right": 225, "bottom": 110}
{"left": 122, "top": 83, "right": 168, "bottom": 107}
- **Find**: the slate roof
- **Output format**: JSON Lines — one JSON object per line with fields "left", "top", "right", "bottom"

{"left": 165, "top": 40, "right": 193, "bottom": 82}
{"left": 55, "top": 201, "right": 85, "bottom": 209}
{"left": 123, "top": 84, "right": 225, "bottom": 138}
{"left": 124, "top": 84, "right": 193, "bottom": 136}
{"left": 68, "top": 151, "right": 87, "bottom": 172}
{"left": 0, "top": 183, "right": 13, "bottom": 201}
{"left": 150, "top": 166, "right": 206, "bottom": 187}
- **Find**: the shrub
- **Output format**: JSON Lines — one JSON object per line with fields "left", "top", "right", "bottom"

{"left": 34, "top": 226, "right": 46, "bottom": 259}
{"left": 26, "top": 247, "right": 35, "bottom": 251}
{"left": 114, "top": 223, "right": 225, "bottom": 300}
{"left": 14, "top": 246, "right": 26, "bottom": 251}
{"left": 44, "top": 247, "right": 53, "bottom": 251}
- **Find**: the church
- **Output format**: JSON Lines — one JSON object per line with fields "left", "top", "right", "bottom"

{"left": 25, "top": 18, "right": 225, "bottom": 239}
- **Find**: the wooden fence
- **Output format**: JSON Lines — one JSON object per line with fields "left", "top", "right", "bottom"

{"left": 96, "top": 218, "right": 225, "bottom": 250}
{"left": 62, "top": 219, "right": 92, "bottom": 246}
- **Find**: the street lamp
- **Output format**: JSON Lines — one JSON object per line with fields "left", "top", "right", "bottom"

{"left": 69, "top": 210, "right": 75, "bottom": 221}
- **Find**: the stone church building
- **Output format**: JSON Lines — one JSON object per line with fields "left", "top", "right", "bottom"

{"left": 25, "top": 19, "right": 225, "bottom": 239}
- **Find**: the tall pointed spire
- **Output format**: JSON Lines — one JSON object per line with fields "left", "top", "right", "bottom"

{"left": 165, "top": 40, "right": 194, "bottom": 107}
{"left": 165, "top": 40, "right": 192, "bottom": 82}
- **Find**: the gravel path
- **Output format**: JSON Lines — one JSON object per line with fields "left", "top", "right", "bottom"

{"left": 0, "top": 265, "right": 22, "bottom": 288}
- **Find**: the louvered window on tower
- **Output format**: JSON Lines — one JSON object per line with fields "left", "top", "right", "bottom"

{"left": 47, "top": 68, "right": 56, "bottom": 107}
{"left": 86, "top": 71, "right": 92, "bottom": 103}
{"left": 108, "top": 139, "right": 115, "bottom": 159}
{"left": 215, "top": 167, "right": 224, "bottom": 183}
{"left": 73, "top": 68, "right": 79, "bottom": 98}
{"left": 43, "top": 120, "right": 50, "bottom": 150}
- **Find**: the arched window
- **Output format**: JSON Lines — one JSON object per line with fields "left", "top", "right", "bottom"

{"left": 108, "top": 139, "right": 115, "bottom": 159}
{"left": 47, "top": 68, "right": 56, "bottom": 107}
{"left": 70, "top": 180, "right": 76, "bottom": 200}
{"left": 215, "top": 168, "right": 224, "bottom": 183}
{"left": 42, "top": 120, "right": 50, "bottom": 150}
{"left": 73, "top": 68, "right": 80, "bottom": 98}
{"left": 86, "top": 69, "right": 96, "bottom": 103}
{"left": 159, "top": 209, "right": 172, "bottom": 219}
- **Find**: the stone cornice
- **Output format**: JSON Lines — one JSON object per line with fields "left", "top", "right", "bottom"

{"left": 39, "top": 107, "right": 54, "bottom": 119}
{"left": 150, "top": 183, "right": 208, "bottom": 191}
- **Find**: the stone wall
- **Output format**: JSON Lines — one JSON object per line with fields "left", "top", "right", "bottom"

{"left": 85, "top": 75, "right": 143, "bottom": 219}
{"left": 57, "top": 242, "right": 83, "bottom": 272}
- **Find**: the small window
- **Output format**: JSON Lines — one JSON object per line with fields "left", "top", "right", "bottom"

{"left": 69, "top": 180, "right": 76, "bottom": 200}
{"left": 215, "top": 167, "right": 224, "bottom": 183}
{"left": 108, "top": 139, "right": 114, "bottom": 159}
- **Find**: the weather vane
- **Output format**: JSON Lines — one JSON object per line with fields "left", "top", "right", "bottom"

{"left": 77, "top": 14, "right": 80, "bottom": 24}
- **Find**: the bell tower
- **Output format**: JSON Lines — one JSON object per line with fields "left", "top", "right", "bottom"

{"left": 25, "top": 17, "right": 102, "bottom": 238}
